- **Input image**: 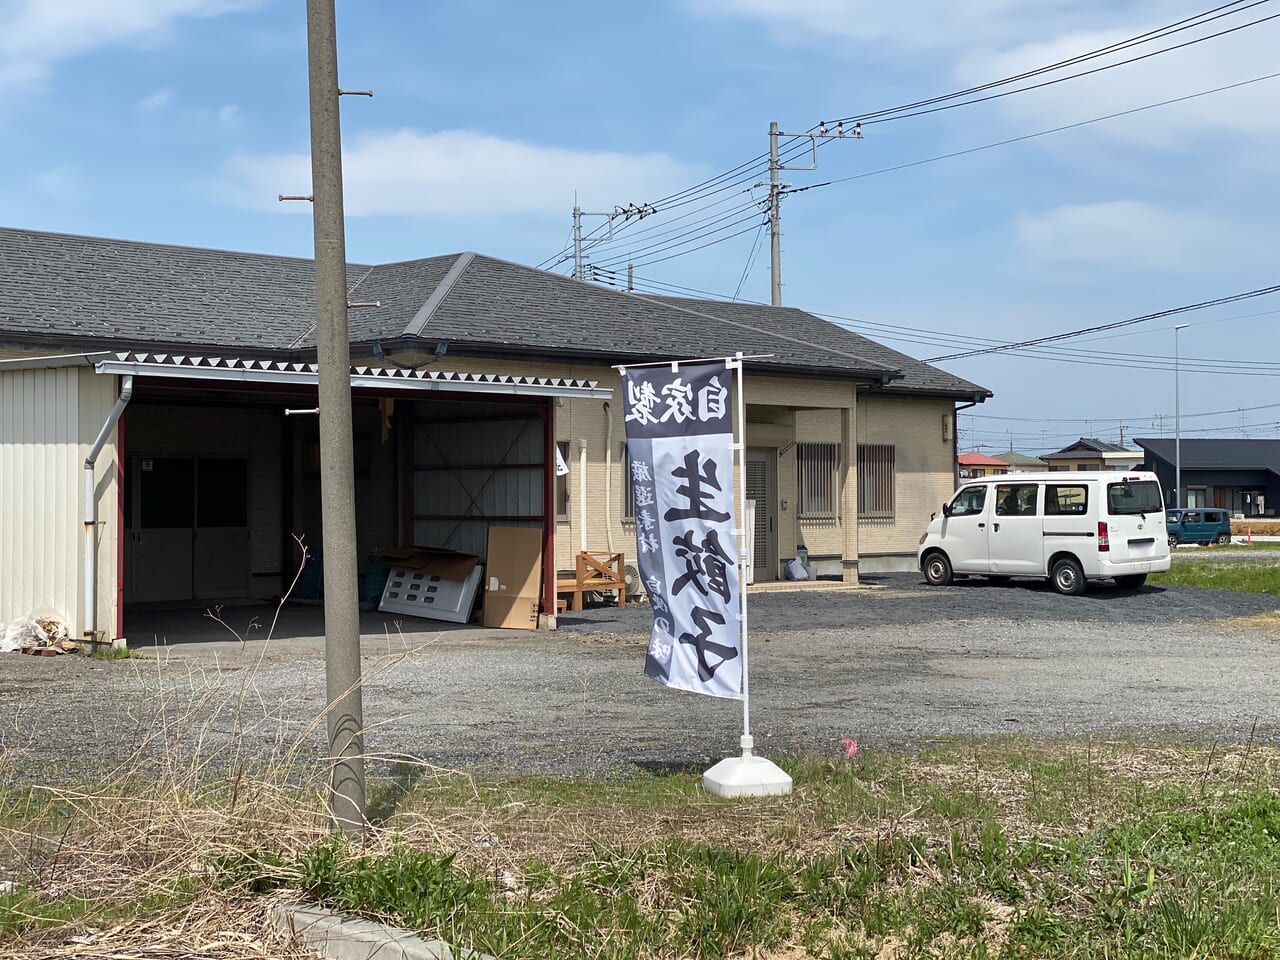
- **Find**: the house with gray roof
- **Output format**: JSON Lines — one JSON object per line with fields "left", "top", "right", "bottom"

{"left": 1041, "top": 437, "right": 1142, "bottom": 472}
{"left": 0, "top": 226, "right": 989, "bottom": 644}
{"left": 1135, "top": 437, "right": 1280, "bottom": 515}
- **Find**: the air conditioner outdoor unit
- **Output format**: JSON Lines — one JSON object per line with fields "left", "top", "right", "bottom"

{"left": 623, "top": 562, "right": 647, "bottom": 600}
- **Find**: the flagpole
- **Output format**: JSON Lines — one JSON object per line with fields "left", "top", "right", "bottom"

{"left": 700, "top": 353, "right": 791, "bottom": 796}
{"left": 732, "top": 353, "right": 751, "bottom": 751}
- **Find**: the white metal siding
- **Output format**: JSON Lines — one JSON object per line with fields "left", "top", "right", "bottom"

{"left": 0, "top": 368, "right": 117, "bottom": 637}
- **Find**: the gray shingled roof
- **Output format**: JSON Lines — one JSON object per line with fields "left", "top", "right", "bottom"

{"left": 1136, "top": 438, "right": 1280, "bottom": 473}
{"left": 994, "top": 450, "right": 1048, "bottom": 467}
{"left": 0, "top": 226, "right": 991, "bottom": 398}
{"left": 644, "top": 296, "right": 989, "bottom": 398}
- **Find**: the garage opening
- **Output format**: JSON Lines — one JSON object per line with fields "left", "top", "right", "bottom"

{"left": 116, "top": 374, "right": 569, "bottom": 636}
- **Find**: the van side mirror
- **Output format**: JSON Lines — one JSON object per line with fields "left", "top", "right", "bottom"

{"left": 942, "top": 503, "right": 953, "bottom": 517}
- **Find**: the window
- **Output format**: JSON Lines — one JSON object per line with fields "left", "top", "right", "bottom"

{"left": 994, "top": 483, "right": 1038, "bottom": 516}
{"left": 1045, "top": 484, "right": 1088, "bottom": 515}
{"left": 622, "top": 442, "right": 636, "bottom": 520}
{"left": 949, "top": 485, "right": 986, "bottom": 516}
{"left": 1107, "top": 480, "right": 1163, "bottom": 516}
{"left": 1047, "top": 465, "right": 1066, "bottom": 472}
{"left": 857, "top": 443, "right": 895, "bottom": 520}
{"left": 1187, "top": 487, "right": 1208, "bottom": 508}
{"left": 797, "top": 442, "right": 839, "bottom": 519}
{"left": 555, "top": 441, "right": 570, "bottom": 521}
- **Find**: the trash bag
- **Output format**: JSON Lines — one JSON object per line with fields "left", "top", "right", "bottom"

{"left": 785, "top": 557, "right": 809, "bottom": 581}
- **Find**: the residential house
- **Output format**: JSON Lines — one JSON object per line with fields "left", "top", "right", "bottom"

{"left": 0, "top": 227, "right": 990, "bottom": 643}
{"left": 993, "top": 450, "right": 1047, "bottom": 474}
{"left": 1135, "top": 437, "right": 1280, "bottom": 515}
{"left": 1041, "top": 437, "right": 1142, "bottom": 472}
{"left": 957, "top": 452, "right": 1009, "bottom": 479}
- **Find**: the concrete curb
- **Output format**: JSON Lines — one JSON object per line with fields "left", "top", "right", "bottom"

{"left": 270, "top": 902, "right": 494, "bottom": 960}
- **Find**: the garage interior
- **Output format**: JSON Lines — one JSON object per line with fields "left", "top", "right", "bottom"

{"left": 117, "top": 374, "right": 558, "bottom": 639}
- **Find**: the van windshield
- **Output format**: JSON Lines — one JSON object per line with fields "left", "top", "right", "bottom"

{"left": 1107, "top": 480, "right": 1163, "bottom": 516}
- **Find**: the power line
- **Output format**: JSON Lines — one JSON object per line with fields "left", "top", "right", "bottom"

{"left": 924, "top": 285, "right": 1280, "bottom": 362}
{"left": 789, "top": 70, "right": 1280, "bottom": 197}
{"left": 832, "top": 2, "right": 1277, "bottom": 125}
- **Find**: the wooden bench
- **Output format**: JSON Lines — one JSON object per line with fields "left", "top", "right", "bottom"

{"left": 556, "top": 551, "right": 627, "bottom": 612}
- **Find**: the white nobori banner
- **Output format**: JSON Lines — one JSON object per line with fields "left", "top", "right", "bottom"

{"left": 621, "top": 360, "right": 741, "bottom": 699}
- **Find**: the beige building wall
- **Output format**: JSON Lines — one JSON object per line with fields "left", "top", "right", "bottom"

{"left": 0, "top": 366, "right": 119, "bottom": 641}
{"left": 857, "top": 395, "right": 956, "bottom": 568}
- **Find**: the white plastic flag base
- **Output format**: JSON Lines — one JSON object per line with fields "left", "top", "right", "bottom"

{"left": 702, "top": 735, "right": 793, "bottom": 797}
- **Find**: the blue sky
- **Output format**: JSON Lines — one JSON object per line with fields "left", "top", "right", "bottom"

{"left": 2, "top": 0, "right": 1279, "bottom": 454}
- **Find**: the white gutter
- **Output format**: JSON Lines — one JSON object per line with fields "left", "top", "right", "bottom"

{"left": 603, "top": 402, "right": 615, "bottom": 552}
{"left": 84, "top": 375, "right": 133, "bottom": 641}
{"left": 579, "top": 440, "right": 589, "bottom": 553}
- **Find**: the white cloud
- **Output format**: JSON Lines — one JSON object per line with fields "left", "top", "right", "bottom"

{"left": 956, "top": 18, "right": 1280, "bottom": 148}
{"left": 1015, "top": 200, "right": 1239, "bottom": 271}
{"left": 218, "top": 103, "right": 239, "bottom": 124}
{"left": 223, "top": 129, "right": 705, "bottom": 217}
{"left": 136, "top": 88, "right": 174, "bottom": 111}
{"left": 684, "top": 0, "right": 1084, "bottom": 54}
{"left": 0, "top": 0, "right": 255, "bottom": 87}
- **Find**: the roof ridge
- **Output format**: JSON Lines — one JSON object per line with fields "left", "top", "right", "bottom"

{"left": 0, "top": 224, "right": 373, "bottom": 269}
{"left": 403, "top": 252, "right": 476, "bottom": 338}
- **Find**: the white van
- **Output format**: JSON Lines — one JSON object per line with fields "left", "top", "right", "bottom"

{"left": 916, "top": 471, "right": 1170, "bottom": 595}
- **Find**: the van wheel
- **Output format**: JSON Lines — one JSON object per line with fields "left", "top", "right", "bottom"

{"left": 1115, "top": 574, "right": 1147, "bottom": 590}
{"left": 1216, "top": 532, "right": 1231, "bottom": 545}
{"left": 1167, "top": 532, "right": 1180, "bottom": 547}
{"left": 1051, "top": 557, "right": 1086, "bottom": 596}
{"left": 923, "top": 552, "right": 953, "bottom": 586}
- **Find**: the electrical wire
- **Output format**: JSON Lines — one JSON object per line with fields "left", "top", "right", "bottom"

{"left": 924, "top": 286, "right": 1280, "bottom": 362}
{"left": 831, "top": 1, "right": 1275, "bottom": 125}
{"left": 790, "top": 70, "right": 1280, "bottom": 197}
{"left": 733, "top": 223, "right": 767, "bottom": 301}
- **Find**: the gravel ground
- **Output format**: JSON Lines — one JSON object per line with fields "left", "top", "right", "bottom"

{"left": 4, "top": 573, "right": 1279, "bottom": 780}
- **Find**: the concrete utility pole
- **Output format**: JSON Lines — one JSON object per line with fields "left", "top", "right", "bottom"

{"left": 765, "top": 120, "right": 861, "bottom": 306}
{"left": 306, "top": 0, "right": 366, "bottom": 836}
{"left": 572, "top": 203, "right": 656, "bottom": 280}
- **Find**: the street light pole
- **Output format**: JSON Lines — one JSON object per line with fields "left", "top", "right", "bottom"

{"left": 1174, "top": 323, "right": 1189, "bottom": 509}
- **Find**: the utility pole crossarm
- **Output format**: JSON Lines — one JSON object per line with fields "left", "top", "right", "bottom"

{"left": 766, "top": 119, "right": 864, "bottom": 306}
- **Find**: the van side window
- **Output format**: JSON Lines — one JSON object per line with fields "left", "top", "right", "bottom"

{"left": 1184, "top": 512, "right": 1201, "bottom": 524}
{"left": 1045, "top": 484, "right": 1088, "bottom": 516}
{"left": 994, "top": 483, "right": 1038, "bottom": 516}
{"left": 950, "top": 486, "right": 986, "bottom": 516}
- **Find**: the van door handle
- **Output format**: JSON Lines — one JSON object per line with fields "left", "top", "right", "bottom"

{"left": 977, "top": 523, "right": 985, "bottom": 529}
{"left": 993, "top": 523, "right": 1001, "bottom": 532}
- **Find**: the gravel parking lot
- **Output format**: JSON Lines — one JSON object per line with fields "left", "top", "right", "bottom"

{"left": 4, "top": 573, "right": 1279, "bottom": 780}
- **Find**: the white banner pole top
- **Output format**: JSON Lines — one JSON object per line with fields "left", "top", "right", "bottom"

{"left": 614, "top": 353, "right": 775, "bottom": 375}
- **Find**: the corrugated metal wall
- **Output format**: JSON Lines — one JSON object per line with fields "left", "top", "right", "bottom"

{"left": 0, "top": 367, "right": 118, "bottom": 638}
{"left": 411, "top": 405, "right": 545, "bottom": 558}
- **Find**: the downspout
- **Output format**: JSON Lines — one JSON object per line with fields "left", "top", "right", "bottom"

{"left": 84, "top": 375, "right": 133, "bottom": 641}
{"left": 603, "top": 402, "right": 615, "bottom": 552}
{"left": 953, "top": 396, "right": 982, "bottom": 487}
{"left": 578, "top": 439, "right": 589, "bottom": 552}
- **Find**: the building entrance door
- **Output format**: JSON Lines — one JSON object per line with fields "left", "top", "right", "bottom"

{"left": 746, "top": 448, "right": 778, "bottom": 581}
{"left": 125, "top": 457, "right": 250, "bottom": 603}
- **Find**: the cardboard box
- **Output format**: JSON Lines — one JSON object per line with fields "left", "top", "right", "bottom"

{"left": 483, "top": 527, "right": 543, "bottom": 630}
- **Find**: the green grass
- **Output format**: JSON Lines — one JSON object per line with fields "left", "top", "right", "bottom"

{"left": 87, "top": 645, "right": 141, "bottom": 660}
{"left": 1151, "top": 555, "right": 1280, "bottom": 594}
{"left": 7, "top": 739, "right": 1280, "bottom": 958}
{"left": 209, "top": 741, "right": 1280, "bottom": 960}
